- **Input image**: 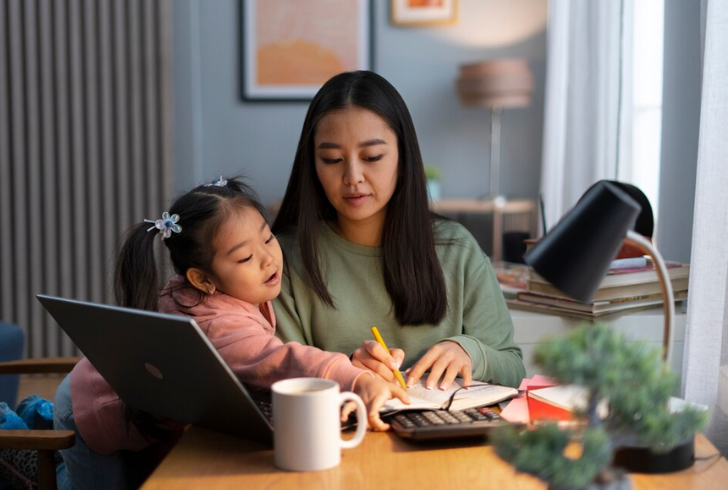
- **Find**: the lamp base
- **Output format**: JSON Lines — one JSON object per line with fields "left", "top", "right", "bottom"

{"left": 612, "top": 436, "right": 695, "bottom": 474}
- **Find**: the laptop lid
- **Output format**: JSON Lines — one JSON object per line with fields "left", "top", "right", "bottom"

{"left": 37, "top": 294, "right": 273, "bottom": 445}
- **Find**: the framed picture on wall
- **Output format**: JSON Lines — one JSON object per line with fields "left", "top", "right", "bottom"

{"left": 391, "top": 0, "right": 458, "bottom": 26}
{"left": 242, "top": 0, "right": 373, "bottom": 101}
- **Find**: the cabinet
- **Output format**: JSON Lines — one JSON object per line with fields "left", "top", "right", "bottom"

{"left": 510, "top": 306, "right": 687, "bottom": 388}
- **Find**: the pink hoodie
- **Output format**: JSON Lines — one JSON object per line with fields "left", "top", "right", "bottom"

{"left": 69, "top": 275, "right": 365, "bottom": 455}
{"left": 156, "top": 275, "right": 366, "bottom": 390}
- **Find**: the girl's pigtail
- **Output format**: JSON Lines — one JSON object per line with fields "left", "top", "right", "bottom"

{"left": 114, "top": 222, "right": 161, "bottom": 311}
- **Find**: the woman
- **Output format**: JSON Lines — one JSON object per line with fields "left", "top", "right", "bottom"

{"left": 272, "top": 71, "right": 525, "bottom": 390}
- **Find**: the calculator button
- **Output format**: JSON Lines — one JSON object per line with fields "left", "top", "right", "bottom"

{"left": 476, "top": 407, "right": 501, "bottom": 420}
{"left": 410, "top": 414, "right": 430, "bottom": 427}
{"left": 435, "top": 411, "right": 460, "bottom": 424}
{"left": 465, "top": 410, "right": 488, "bottom": 421}
{"left": 453, "top": 412, "right": 472, "bottom": 423}
{"left": 423, "top": 412, "right": 445, "bottom": 425}
{"left": 394, "top": 415, "right": 416, "bottom": 428}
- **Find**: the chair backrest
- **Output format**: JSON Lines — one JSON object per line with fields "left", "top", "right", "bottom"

{"left": 0, "top": 356, "right": 78, "bottom": 490}
{"left": 0, "top": 322, "right": 24, "bottom": 410}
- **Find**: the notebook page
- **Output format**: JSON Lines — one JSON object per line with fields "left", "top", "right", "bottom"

{"left": 448, "top": 383, "right": 519, "bottom": 411}
{"left": 380, "top": 379, "right": 460, "bottom": 412}
{"left": 380, "top": 378, "right": 518, "bottom": 413}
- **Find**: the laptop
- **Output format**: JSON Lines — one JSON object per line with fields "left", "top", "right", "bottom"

{"left": 37, "top": 294, "right": 274, "bottom": 445}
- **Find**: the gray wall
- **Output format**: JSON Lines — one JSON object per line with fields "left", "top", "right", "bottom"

{"left": 172, "top": 0, "right": 547, "bottom": 209}
{"left": 656, "top": 0, "right": 701, "bottom": 263}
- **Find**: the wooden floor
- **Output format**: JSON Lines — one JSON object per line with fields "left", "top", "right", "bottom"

{"left": 17, "top": 373, "right": 66, "bottom": 402}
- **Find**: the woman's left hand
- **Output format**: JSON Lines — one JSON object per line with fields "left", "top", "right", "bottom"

{"left": 405, "top": 341, "right": 472, "bottom": 391}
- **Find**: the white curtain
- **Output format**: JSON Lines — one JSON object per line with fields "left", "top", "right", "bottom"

{"left": 682, "top": 0, "right": 728, "bottom": 455}
{"left": 540, "top": 0, "right": 630, "bottom": 229}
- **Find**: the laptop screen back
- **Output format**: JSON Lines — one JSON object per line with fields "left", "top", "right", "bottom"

{"left": 37, "top": 294, "right": 273, "bottom": 444}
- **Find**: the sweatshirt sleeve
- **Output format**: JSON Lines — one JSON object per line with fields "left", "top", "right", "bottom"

{"left": 205, "top": 311, "right": 365, "bottom": 392}
{"left": 444, "top": 249, "right": 526, "bottom": 388}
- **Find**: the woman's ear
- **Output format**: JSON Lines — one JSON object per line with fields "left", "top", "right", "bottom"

{"left": 186, "top": 268, "right": 216, "bottom": 295}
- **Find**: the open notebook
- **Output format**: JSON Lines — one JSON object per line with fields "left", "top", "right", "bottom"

{"left": 381, "top": 378, "right": 518, "bottom": 413}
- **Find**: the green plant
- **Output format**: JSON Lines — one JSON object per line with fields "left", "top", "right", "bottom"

{"left": 424, "top": 165, "right": 441, "bottom": 181}
{"left": 493, "top": 324, "right": 708, "bottom": 490}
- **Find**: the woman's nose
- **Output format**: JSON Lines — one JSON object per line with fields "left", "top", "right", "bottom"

{"left": 343, "top": 160, "right": 364, "bottom": 185}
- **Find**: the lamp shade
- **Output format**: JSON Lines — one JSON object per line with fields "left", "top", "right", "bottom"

{"left": 524, "top": 181, "right": 641, "bottom": 303}
{"left": 456, "top": 59, "right": 534, "bottom": 108}
{"left": 581, "top": 180, "right": 654, "bottom": 239}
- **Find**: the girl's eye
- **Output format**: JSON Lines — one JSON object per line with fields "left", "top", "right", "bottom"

{"left": 364, "top": 154, "right": 383, "bottom": 162}
{"left": 238, "top": 255, "right": 253, "bottom": 264}
{"left": 320, "top": 157, "right": 342, "bottom": 164}
{"left": 265, "top": 234, "right": 275, "bottom": 244}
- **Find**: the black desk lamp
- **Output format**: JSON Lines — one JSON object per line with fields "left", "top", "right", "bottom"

{"left": 524, "top": 180, "right": 694, "bottom": 474}
{"left": 524, "top": 181, "right": 676, "bottom": 362}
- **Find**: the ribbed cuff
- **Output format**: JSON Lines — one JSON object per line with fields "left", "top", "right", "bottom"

{"left": 326, "top": 357, "right": 369, "bottom": 392}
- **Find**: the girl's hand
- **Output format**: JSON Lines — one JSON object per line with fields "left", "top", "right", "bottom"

{"left": 353, "top": 375, "right": 409, "bottom": 431}
{"left": 405, "top": 341, "right": 472, "bottom": 391}
{"left": 351, "top": 340, "right": 405, "bottom": 383}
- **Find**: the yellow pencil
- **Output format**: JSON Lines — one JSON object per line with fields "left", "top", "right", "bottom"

{"left": 371, "top": 326, "right": 408, "bottom": 390}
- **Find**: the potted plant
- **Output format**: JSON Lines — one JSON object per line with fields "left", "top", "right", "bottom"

{"left": 424, "top": 165, "right": 442, "bottom": 202}
{"left": 492, "top": 324, "right": 708, "bottom": 490}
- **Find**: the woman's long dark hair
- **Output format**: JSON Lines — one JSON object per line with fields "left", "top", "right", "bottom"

{"left": 272, "top": 71, "right": 447, "bottom": 326}
{"left": 114, "top": 176, "right": 267, "bottom": 311}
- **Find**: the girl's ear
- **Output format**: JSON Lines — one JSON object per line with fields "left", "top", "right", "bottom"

{"left": 186, "top": 268, "right": 216, "bottom": 295}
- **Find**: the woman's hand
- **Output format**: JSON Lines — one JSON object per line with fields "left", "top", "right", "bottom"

{"left": 351, "top": 375, "right": 409, "bottom": 431}
{"left": 405, "top": 341, "right": 472, "bottom": 391}
{"left": 351, "top": 340, "right": 405, "bottom": 383}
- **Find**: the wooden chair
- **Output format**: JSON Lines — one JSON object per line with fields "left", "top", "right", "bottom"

{"left": 0, "top": 357, "right": 81, "bottom": 490}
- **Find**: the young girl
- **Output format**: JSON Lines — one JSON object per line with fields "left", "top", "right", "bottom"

{"left": 54, "top": 177, "right": 407, "bottom": 490}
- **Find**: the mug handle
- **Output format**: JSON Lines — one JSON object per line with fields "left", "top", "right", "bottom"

{"left": 338, "top": 392, "right": 367, "bottom": 449}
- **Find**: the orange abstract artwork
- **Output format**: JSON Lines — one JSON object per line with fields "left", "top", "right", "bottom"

{"left": 408, "top": 0, "right": 444, "bottom": 7}
{"left": 392, "top": 0, "right": 457, "bottom": 26}
{"left": 255, "top": 1, "right": 361, "bottom": 86}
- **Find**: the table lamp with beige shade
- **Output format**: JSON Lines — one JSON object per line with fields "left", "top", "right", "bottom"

{"left": 456, "top": 58, "right": 534, "bottom": 203}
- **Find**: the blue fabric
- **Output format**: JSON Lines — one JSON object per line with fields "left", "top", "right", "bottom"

{"left": 0, "top": 402, "right": 28, "bottom": 430}
{"left": 0, "top": 322, "right": 24, "bottom": 410}
{"left": 17, "top": 394, "right": 54, "bottom": 430}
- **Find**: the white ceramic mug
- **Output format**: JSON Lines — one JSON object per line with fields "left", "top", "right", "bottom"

{"left": 272, "top": 377, "right": 367, "bottom": 471}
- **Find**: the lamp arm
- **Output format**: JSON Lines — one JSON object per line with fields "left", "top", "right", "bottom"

{"left": 624, "top": 231, "right": 675, "bottom": 364}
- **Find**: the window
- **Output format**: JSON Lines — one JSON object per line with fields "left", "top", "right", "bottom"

{"left": 618, "top": 0, "right": 665, "bottom": 225}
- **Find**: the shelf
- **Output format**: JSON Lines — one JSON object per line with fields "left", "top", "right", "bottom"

{"left": 431, "top": 198, "right": 537, "bottom": 261}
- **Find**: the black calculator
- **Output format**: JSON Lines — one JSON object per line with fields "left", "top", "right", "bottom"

{"left": 386, "top": 406, "right": 509, "bottom": 441}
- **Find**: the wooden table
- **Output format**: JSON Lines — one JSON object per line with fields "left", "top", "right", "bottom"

{"left": 141, "top": 428, "right": 727, "bottom": 489}
{"left": 431, "top": 198, "right": 537, "bottom": 261}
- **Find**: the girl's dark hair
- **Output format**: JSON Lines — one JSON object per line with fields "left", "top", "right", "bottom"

{"left": 114, "top": 176, "right": 267, "bottom": 311}
{"left": 272, "top": 70, "right": 447, "bottom": 326}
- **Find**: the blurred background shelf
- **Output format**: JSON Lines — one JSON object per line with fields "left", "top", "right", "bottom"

{"left": 431, "top": 198, "right": 537, "bottom": 262}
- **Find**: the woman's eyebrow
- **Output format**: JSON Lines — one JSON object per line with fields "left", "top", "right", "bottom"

{"left": 360, "top": 138, "right": 387, "bottom": 148}
{"left": 317, "top": 138, "right": 387, "bottom": 150}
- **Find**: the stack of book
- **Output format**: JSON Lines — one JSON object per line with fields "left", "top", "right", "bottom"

{"left": 500, "top": 258, "right": 689, "bottom": 321}
{"left": 492, "top": 261, "right": 530, "bottom": 300}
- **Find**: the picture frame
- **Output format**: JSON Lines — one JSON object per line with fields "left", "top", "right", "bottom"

{"left": 391, "top": 0, "right": 458, "bottom": 26}
{"left": 241, "top": 0, "right": 373, "bottom": 102}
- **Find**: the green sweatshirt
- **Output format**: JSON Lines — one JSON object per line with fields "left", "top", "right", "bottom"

{"left": 273, "top": 219, "right": 525, "bottom": 388}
